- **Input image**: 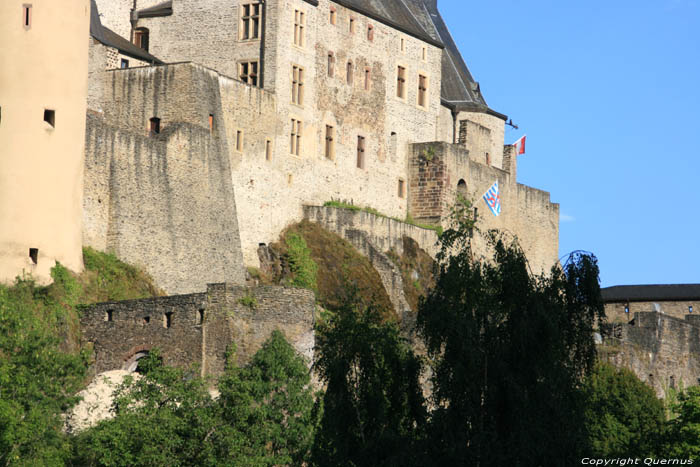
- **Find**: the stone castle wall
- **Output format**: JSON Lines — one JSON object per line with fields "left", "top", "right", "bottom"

{"left": 605, "top": 300, "right": 700, "bottom": 324}
{"left": 602, "top": 312, "right": 700, "bottom": 398}
{"left": 81, "top": 283, "right": 316, "bottom": 377}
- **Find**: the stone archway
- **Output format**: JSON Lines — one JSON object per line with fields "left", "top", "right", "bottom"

{"left": 457, "top": 179, "right": 468, "bottom": 199}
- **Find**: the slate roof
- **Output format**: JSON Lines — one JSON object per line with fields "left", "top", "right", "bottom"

{"left": 602, "top": 284, "right": 700, "bottom": 303}
{"left": 136, "top": 1, "right": 173, "bottom": 19}
{"left": 90, "top": 0, "right": 163, "bottom": 65}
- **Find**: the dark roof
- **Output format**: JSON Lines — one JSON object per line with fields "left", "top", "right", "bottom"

{"left": 136, "top": 1, "right": 173, "bottom": 19}
{"left": 602, "top": 284, "right": 700, "bottom": 302}
{"left": 90, "top": 0, "right": 163, "bottom": 64}
{"left": 401, "top": 0, "right": 506, "bottom": 120}
{"left": 333, "top": 0, "right": 443, "bottom": 48}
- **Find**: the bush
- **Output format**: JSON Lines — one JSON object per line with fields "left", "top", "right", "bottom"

{"left": 285, "top": 233, "right": 318, "bottom": 291}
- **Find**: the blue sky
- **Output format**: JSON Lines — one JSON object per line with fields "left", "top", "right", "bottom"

{"left": 440, "top": 0, "right": 700, "bottom": 287}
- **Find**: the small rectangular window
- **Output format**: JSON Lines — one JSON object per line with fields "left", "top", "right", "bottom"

{"left": 292, "top": 65, "right": 304, "bottom": 105}
{"left": 143, "top": 316, "right": 150, "bottom": 325}
{"left": 346, "top": 61, "right": 353, "bottom": 85}
{"left": 290, "top": 119, "right": 302, "bottom": 156}
{"left": 690, "top": 306, "right": 694, "bottom": 313}
{"left": 164, "top": 312, "right": 173, "bottom": 329}
{"left": 330, "top": 7, "right": 337, "bottom": 25}
{"left": 356, "top": 135, "right": 365, "bottom": 169}
{"left": 266, "top": 139, "right": 272, "bottom": 161}
{"left": 400, "top": 38, "right": 405, "bottom": 52}
{"left": 149, "top": 117, "right": 160, "bottom": 135}
{"left": 624, "top": 305, "right": 629, "bottom": 314}
{"left": 364, "top": 68, "right": 371, "bottom": 91}
{"left": 120, "top": 59, "right": 129, "bottom": 69}
{"left": 327, "top": 52, "right": 335, "bottom": 78}
{"left": 396, "top": 66, "right": 406, "bottom": 99}
{"left": 44, "top": 109, "right": 55, "bottom": 128}
{"left": 22, "top": 4, "right": 32, "bottom": 29}
{"left": 209, "top": 114, "right": 214, "bottom": 133}
{"left": 418, "top": 74, "right": 428, "bottom": 107}
{"left": 105, "top": 310, "right": 113, "bottom": 322}
{"left": 29, "top": 248, "right": 38, "bottom": 264}
{"left": 197, "top": 308, "right": 204, "bottom": 325}
{"left": 325, "top": 125, "right": 334, "bottom": 159}
{"left": 349, "top": 17, "right": 355, "bottom": 34}
{"left": 422, "top": 47, "right": 427, "bottom": 61}
{"left": 239, "top": 60, "right": 259, "bottom": 86}
{"left": 134, "top": 28, "right": 149, "bottom": 52}
{"left": 236, "top": 130, "right": 243, "bottom": 151}
{"left": 240, "top": 2, "right": 261, "bottom": 40}
{"left": 294, "top": 10, "right": 305, "bottom": 47}
{"left": 367, "top": 24, "right": 374, "bottom": 41}
{"left": 398, "top": 179, "right": 405, "bottom": 198}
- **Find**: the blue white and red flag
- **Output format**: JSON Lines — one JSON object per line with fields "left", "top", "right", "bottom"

{"left": 482, "top": 181, "right": 501, "bottom": 217}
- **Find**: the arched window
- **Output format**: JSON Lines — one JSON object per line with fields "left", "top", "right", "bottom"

{"left": 134, "top": 27, "right": 150, "bottom": 52}
{"left": 457, "top": 179, "right": 467, "bottom": 200}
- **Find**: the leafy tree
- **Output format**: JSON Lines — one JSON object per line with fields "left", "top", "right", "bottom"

{"left": 417, "top": 213, "right": 605, "bottom": 465}
{"left": 312, "top": 294, "right": 427, "bottom": 466}
{"left": 0, "top": 266, "right": 88, "bottom": 467}
{"left": 582, "top": 362, "right": 665, "bottom": 457}
{"left": 216, "top": 330, "right": 318, "bottom": 466}
{"left": 661, "top": 386, "right": 700, "bottom": 458}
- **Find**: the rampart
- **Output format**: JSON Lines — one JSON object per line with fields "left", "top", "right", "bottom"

{"left": 601, "top": 312, "right": 700, "bottom": 397}
{"left": 81, "top": 283, "right": 316, "bottom": 377}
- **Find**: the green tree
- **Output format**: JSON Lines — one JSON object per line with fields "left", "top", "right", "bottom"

{"left": 0, "top": 266, "right": 88, "bottom": 467}
{"left": 312, "top": 294, "right": 427, "bottom": 466}
{"left": 582, "top": 362, "right": 665, "bottom": 457}
{"left": 418, "top": 221, "right": 604, "bottom": 465}
{"left": 661, "top": 386, "right": 700, "bottom": 458}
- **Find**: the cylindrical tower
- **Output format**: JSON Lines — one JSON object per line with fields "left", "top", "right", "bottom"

{"left": 0, "top": 0, "right": 90, "bottom": 284}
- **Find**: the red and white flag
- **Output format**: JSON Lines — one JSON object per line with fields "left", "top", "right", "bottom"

{"left": 513, "top": 135, "right": 526, "bottom": 155}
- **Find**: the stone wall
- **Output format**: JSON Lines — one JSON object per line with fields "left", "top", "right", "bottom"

{"left": 602, "top": 312, "right": 700, "bottom": 398}
{"left": 81, "top": 283, "right": 316, "bottom": 377}
{"left": 605, "top": 300, "right": 700, "bottom": 323}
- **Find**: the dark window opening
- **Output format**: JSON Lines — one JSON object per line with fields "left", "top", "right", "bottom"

{"left": 29, "top": 248, "right": 38, "bottom": 264}
{"left": 197, "top": 308, "right": 204, "bottom": 325}
{"left": 398, "top": 179, "right": 405, "bottom": 198}
{"left": 236, "top": 130, "right": 243, "bottom": 151}
{"left": 346, "top": 61, "right": 353, "bottom": 85}
{"left": 44, "top": 109, "right": 55, "bottom": 128}
{"left": 143, "top": 316, "right": 150, "bottom": 325}
{"left": 327, "top": 52, "right": 335, "bottom": 78}
{"left": 325, "top": 125, "right": 334, "bottom": 159}
{"left": 121, "top": 59, "right": 129, "bottom": 69}
{"left": 266, "top": 139, "right": 272, "bottom": 161}
{"left": 690, "top": 306, "right": 694, "bottom": 313}
{"left": 396, "top": 66, "right": 406, "bottom": 98}
{"left": 23, "top": 4, "right": 32, "bottom": 28}
{"left": 367, "top": 24, "right": 374, "bottom": 41}
{"left": 356, "top": 135, "right": 365, "bottom": 169}
{"left": 418, "top": 74, "right": 428, "bottom": 107}
{"left": 364, "top": 68, "right": 371, "bottom": 91}
{"left": 164, "top": 312, "right": 173, "bottom": 328}
{"left": 209, "top": 114, "right": 214, "bottom": 133}
{"left": 624, "top": 305, "right": 629, "bottom": 314}
{"left": 240, "top": 3, "right": 261, "bottom": 40}
{"left": 134, "top": 28, "right": 149, "bottom": 52}
{"left": 670, "top": 375, "right": 676, "bottom": 389}
{"left": 105, "top": 309, "right": 113, "bottom": 322}
{"left": 457, "top": 179, "right": 467, "bottom": 199}
{"left": 239, "top": 61, "right": 259, "bottom": 86}
{"left": 149, "top": 117, "right": 160, "bottom": 135}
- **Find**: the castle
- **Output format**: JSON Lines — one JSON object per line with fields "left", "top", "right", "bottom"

{"left": 1, "top": 0, "right": 561, "bottom": 374}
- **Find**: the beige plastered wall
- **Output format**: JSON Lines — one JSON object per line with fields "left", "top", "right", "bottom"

{"left": 0, "top": 0, "right": 90, "bottom": 284}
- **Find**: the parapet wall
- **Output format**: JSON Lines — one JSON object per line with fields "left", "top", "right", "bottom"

{"left": 81, "top": 283, "right": 316, "bottom": 377}
{"left": 602, "top": 312, "right": 700, "bottom": 397}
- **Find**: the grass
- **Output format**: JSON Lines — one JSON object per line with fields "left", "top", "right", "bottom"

{"left": 238, "top": 294, "right": 258, "bottom": 309}
{"left": 322, "top": 200, "right": 443, "bottom": 236}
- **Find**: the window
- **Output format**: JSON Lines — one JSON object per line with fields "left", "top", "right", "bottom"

{"left": 486, "top": 152, "right": 491, "bottom": 166}
{"left": 22, "top": 4, "right": 31, "bottom": 29}
{"left": 346, "top": 61, "right": 353, "bottom": 85}
{"left": 143, "top": 316, "right": 150, "bottom": 325}
{"left": 163, "top": 312, "right": 173, "bottom": 328}
{"left": 294, "top": 10, "right": 305, "bottom": 47}
{"left": 418, "top": 74, "right": 428, "bottom": 107}
{"left": 400, "top": 37, "right": 405, "bottom": 52}
{"left": 29, "top": 248, "right": 38, "bottom": 264}
{"left": 134, "top": 28, "right": 149, "bottom": 52}
{"left": 690, "top": 306, "right": 694, "bottom": 313}
{"left": 239, "top": 61, "right": 259, "bottom": 86}
{"left": 149, "top": 117, "right": 160, "bottom": 135}
{"left": 398, "top": 179, "right": 405, "bottom": 198}
{"left": 292, "top": 65, "right": 304, "bottom": 105}
{"left": 422, "top": 46, "right": 427, "bottom": 61}
{"left": 325, "top": 125, "right": 334, "bottom": 159}
{"left": 330, "top": 6, "right": 337, "bottom": 25}
{"left": 240, "top": 3, "right": 261, "bottom": 40}
{"left": 105, "top": 310, "right": 113, "bottom": 322}
{"left": 236, "top": 130, "right": 243, "bottom": 151}
{"left": 396, "top": 66, "right": 406, "bottom": 99}
{"left": 290, "top": 119, "right": 302, "bottom": 156}
{"left": 327, "top": 52, "right": 335, "bottom": 78}
{"left": 209, "top": 114, "right": 214, "bottom": 133}
{"left": 624, "top": 305, "right": 629, "bottom": 314}
{"left": 364, "top": 68, "right": 371, "bottom": 91}
{"left": 120, "top": 58, "right": 129, "bottom": 69}
{"left": 349, "top": 17, "right": 355, "bottom": 34}
{"left": 367, "top": 24, "right": 374, "bottom": 41}
{"left": 197, "top": 308, "right": 204, "bottom": 325}
{"left": 266, "top": 139, "right": 272, "bottom": 161}
{"left": 356, "top": 135, "right": 365, "bottom": 169}
{"left": 43, "top": 109, "right": 55, "bottom": 128}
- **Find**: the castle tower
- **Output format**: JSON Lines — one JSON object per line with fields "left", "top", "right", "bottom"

{"left": 0, "top": 0, "right": 91, "bottom": 284}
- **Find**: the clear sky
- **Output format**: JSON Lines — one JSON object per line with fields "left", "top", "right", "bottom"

{"left": 439, "top": 0, "right": 700, "bottom": 287}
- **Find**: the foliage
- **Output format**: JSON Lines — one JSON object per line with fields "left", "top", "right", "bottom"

{"left": 74, "top": 332, "right": 317, "bottom": 467}
{"left": 418, "top": 216, "right": 605, "bottom": 465}
{"left": 313, "top": 290, "right": 427, "bottom": 466}
{"left": 285, "top": 232, "right": 319, "bottom": 291}
{"left": 661, "top": 386, "right": 700, "bottom": 458}
{"left": 323, "top": 200, "right": 443, "bottom": 235}
{"left": 582, "top": 362, "right": 665, "bottom": 458}
{"left": 0, "top": 266, "right": 88, "bottom": 466}
{"left": 237, "top": 293, "right": 258, "bottom": 309}
{"left": 81, "top": 247, "right": 161, "bottom": 303}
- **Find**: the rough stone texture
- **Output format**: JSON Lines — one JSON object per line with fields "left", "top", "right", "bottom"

{"left": 81, "top": 283, "right": 316, "bottom": 377}
{"left": 83, "top": 64, "right": 247, "bottom": 294}
{"left": 408, "top": 142, "right": 559, "bottom": 275}
{"left": 601, "top": 312, "right": 700, "bottom": 398}
{"left": 605, "top": 300, "right": 700, "bottom": 323}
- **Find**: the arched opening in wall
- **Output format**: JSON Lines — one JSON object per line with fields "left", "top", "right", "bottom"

{"left": 123, "top": 351, "right": 151, "bottom": 373}
{"left": 457, "top": 179, "right": 468, "bottom": 200}
{"left": 134, "top": 28, "right": 150, "bottom": 52}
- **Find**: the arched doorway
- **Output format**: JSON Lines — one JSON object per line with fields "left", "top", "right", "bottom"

{"left": 123, "top": 351, "right": 150, "bottom": 373}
